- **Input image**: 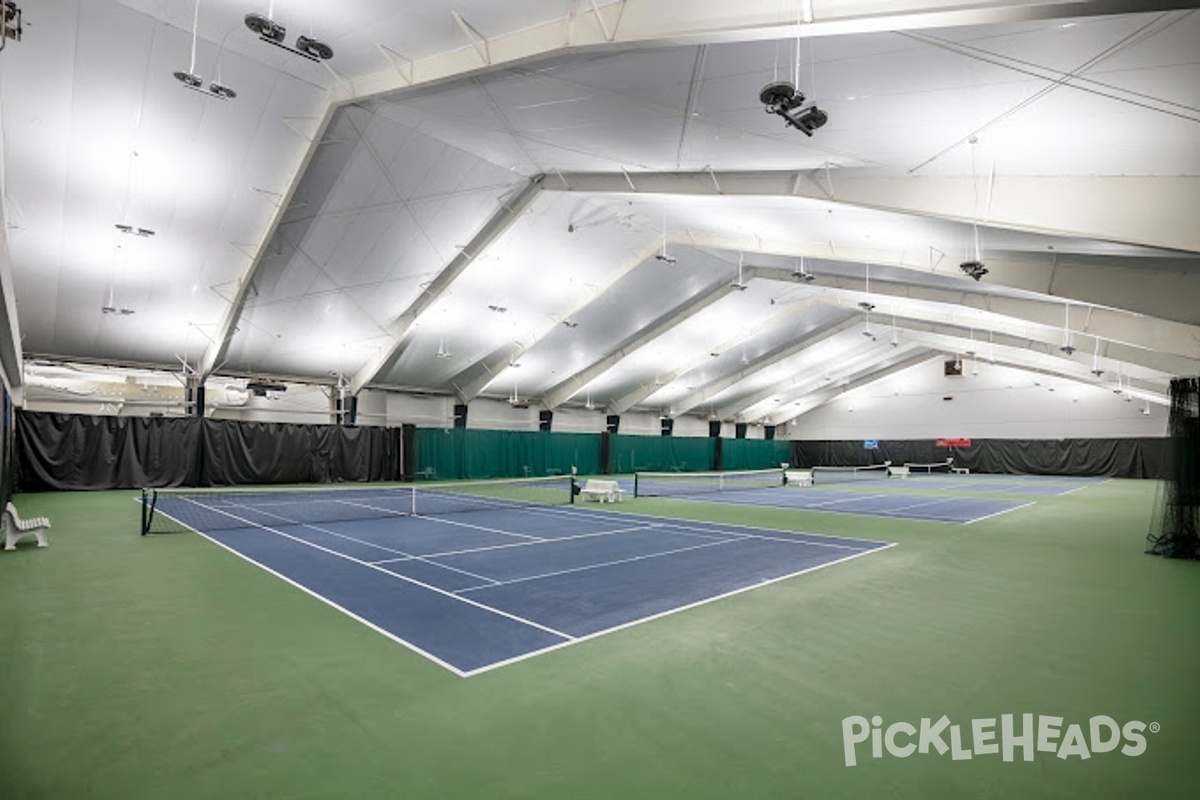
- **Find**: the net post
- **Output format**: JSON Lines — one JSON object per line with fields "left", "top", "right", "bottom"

{"left": 140, "top": 487, "right": 156, "bottom": 535}
{"left": 633, "top": 472, "right": 639, "bottom": 498}
{"left": 410, "top": 485, "right": 417, "bottom": 516}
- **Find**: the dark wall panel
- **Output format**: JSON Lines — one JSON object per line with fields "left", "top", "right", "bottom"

{"left": 16, "top": 411, "right": 401, "bottom": 491}
{"left": 790, "top": 437, "right": 1168, "bottom": 479}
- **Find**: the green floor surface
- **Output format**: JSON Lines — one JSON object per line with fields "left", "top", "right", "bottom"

{"left": 2, "top": 480, "right": 1197, "bottom": 799}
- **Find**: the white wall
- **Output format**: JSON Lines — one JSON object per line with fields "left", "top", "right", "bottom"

{"left": 787, "top": 359, "right": 1169, "bottom": 440}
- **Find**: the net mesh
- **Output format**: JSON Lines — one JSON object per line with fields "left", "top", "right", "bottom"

{"left": 634, "top": 468, "right": 784, "bottom": 498}
{"left": 903, "top": 461, "right": 954, "bottom": 476}
{"left": 141, "top": 475, "right": 576, "bottom": 535}
{"left": 1146, "top": 377, "right": 1200, "bottom": 560}
{"left": 811, "top": 464, "right": 890, "bottom": 485}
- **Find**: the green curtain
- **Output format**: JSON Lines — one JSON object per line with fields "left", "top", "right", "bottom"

{"left": 608, "top": 434, "right": 717, "bottom": 474}
{"left": 413, "top": 429, "right": 603, "bottom": 480}
{"left": 721, "top": 438, "right": 793, "bottom": 471}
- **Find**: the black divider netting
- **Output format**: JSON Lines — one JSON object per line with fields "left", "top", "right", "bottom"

{"left": 142, "top": 475, "right": 576, "bottom": 535}
{"left": 1146, "top": 377, "right": 1200, "bottom": 560}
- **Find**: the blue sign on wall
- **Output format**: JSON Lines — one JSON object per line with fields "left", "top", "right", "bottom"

{"left": 863, "top": 439, "right": 879, "bottom": 450}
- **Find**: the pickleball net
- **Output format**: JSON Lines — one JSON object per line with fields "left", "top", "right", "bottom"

{"left": 141, "top": 475, "right": 576, "bottom": 535}
{"left": 810, "top": 463, "right": 891, "bottom": 485}
{"left": 903, "top": 460, "right": 954, "bottom": 476}
{"left": 634, "top": 467, "right": 786, "bottom": 498}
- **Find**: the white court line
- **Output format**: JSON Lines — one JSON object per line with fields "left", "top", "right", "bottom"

{"left": 169, "top": 496, "right": 575, "bottom": 641}
{"left": 888, "top": 496, "right": 971, "bottom": 512}
{"left": 461, "top": 542, "right": 897, "bottom": 678}
{"left": 144, "top": 493, "right": 896, "bottom": 677}
{"left": 648, "top": 521, "right": 876, "bottom": 551}
{"left": 386, "top": 513, "right": 542, "bottom": 544}
{"left": 368, "top": 522, "right": 724, "bottom": 565}
{"left": 232, "top": 503, "right": 501, "bottom": 586}
{"left": 801, "top": 492, "right": 895, "bottom": 509}
{"left": 143, "top": 503, "right": 471, "bottom": 678}
{"left": 963, "top": 501, "right": 1037, "bottom": 525}
{"left": 456, "top": 535, "right": 750, "bottom": 594}
{"left": 561, "top": 501, "right": 897, "bottom": 544}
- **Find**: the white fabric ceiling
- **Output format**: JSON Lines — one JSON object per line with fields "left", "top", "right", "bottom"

{"left": 2, "top": 0, "right": 1198, "bottom": 422}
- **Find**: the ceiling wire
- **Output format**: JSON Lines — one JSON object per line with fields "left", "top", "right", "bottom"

{"left": 907, "top": 12, "right": 1188, "bottom": 173}
{"left": 188, "top": 0, "right": 200, "bottom": 76}
{"left": 901, "top": 14, "right": 1200, "bottom": 121}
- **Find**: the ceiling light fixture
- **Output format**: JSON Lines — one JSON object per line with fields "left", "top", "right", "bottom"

{"left": 759, "top": 82, "right": 828, "bottom": 135}
{"left": 655, "top": 202, "right": 676, "bottom": 264}
{"left": 890, "top": 315, "right": 899, "bottom": 347}
{"left": 176, "top": 0, "right": 237, "bottom": 99}
{"left": 792, "top": 256, "right": 815, "bottom": 282}
{"left": 115, "top": 223, "right": 155, "bottom": 238}
{"left": 436, "top": 339, "right": 452, "bottom": 359}
{"left": 730, "top": 251, "right": 748, "bottom": 291}
{"left": 245, "top": 4, "right": 334, "bottom": 62}
{"left": 1091, "top": 337, "right": 1104, "bottom": 376}
{"left": 960, "top": 139, "right": 988, "bottom": 280}
{"left": 1, "top": 2, "right": 23, "bottom": 51}
{"left": 1060, "top": 303, "right": 1076, "bottom": 355}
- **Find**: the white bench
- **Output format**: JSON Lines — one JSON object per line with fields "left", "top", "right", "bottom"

{"left": 785, "top": 469, "right": 812, "bottom": 487}
{"left": 951, "top": 467, "right": 970, "bottom": 474}
{"left": 888, "top": 465, "right": 910, "bottom": 479}
{"left": 579, "top": 479, "right": 624, "bottom": 503}
{"left": 3, "top": 502, "right": 51, "bottom": 550}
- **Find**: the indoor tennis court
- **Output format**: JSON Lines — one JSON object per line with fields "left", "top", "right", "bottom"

{"left": 2, "top": 3, "right": 1198, "bottom": 800}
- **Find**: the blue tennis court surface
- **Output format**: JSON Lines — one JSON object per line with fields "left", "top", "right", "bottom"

{"left": 665, "top": 486, "right": 1029, "bottom": 522}
{"left": 156, "top": 495, "right": 891, "bottom": 676}
{"left": 825, "top": 473, "right": 1107, "bottom": 497}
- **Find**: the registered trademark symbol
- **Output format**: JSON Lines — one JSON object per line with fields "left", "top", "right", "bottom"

{"left": 1149, "top": 722, "right": 1161, "bottom": 734}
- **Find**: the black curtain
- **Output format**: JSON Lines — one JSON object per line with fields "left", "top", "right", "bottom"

{"left": 791, "top": 438, "right": 1168, "bottom": 479}
{"left": 15, "top": 411, "right": 402, "bottom": 491}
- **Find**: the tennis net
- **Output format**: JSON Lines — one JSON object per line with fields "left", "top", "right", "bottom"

{"left": 141, "top": 475, "right": 576, "bottom": 535}
{"left": 810, "top": 463, "right": 891, "bottom": 485}
{"left": 904, "top": 460, "right": 954, "bottom": 476}
{"left": 634, "top": 468, "right": 785, "bottom": 498}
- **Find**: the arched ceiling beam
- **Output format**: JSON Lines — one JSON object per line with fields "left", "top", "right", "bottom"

{"left": 446, "top": 241, "right": 662, "bottom": 403}
{"left": 716, "top": 340, "right": 927, "bottom": 420}
{"left": 339, "top": 1, "right": 1195, "bottom": 105}
{"left": 758, "top": 350, "right": 938, "bottom": 425}
{"left": 349, "top": 176, "right": 546, "bottom": 395}
{"left": 544, "top": 171, "right": 1200, "bottom": 256}
{"left": 745, "top": 265, "right": 1200, "bottom": 364}
{"left": 658, "top": 312, "right": 859, "bottom": 417}
{"left": 539, "top": 270, "right": 745, "bottom": 410}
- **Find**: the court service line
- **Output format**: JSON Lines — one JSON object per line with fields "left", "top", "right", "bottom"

{"left": 801, "top": 492, "right": 896, "bottom": 509}
{"left": 649, "top": 521, "right": 877, "bottom": 551}
{"left": 367, "top": 522, "right": 705, "bottom": 565}
{"left": 963, "top": 501, "right": 1037, "bottom": 525}
{"left": 461, "top": 542, "right": 898, "bottom": 677}
{"left": 230, "top": 504, "right": 502, "bottom": 586}
{"left": 456, "top": 535, "right": 751, "bottom": 595}
{"left": 147, "top": 506, "right": 471, "bottom": 678}
{"left": 173, "top": 497, "right": 576, "bottom": 641}
{"left": 408, "top": 511, "right": 548, "bottom": 541}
